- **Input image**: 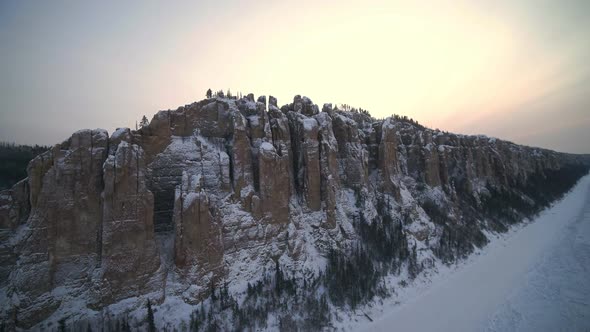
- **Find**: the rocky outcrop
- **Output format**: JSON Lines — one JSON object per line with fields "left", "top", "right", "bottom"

{"left": 316, "top": 112, "right": 339, "bottom": 228}
{"left": 0, "top": 179, "right": 29, "bottom": 231}
{"left": 288, "top": 111, "right": 321, "bottom": 211}
{"left": 378, "top": 118, "right": 401, "bottom": 197}
{"left": 0, "top": 94, "right": 588, "bottom": 329}
{"left": 229, "top": 110, "right": 254, "bottom": 203}
{"left": 258, "top": 142, "right": 290, "bottom": 227}
{"left": 0, "top": 179, "right": 28, "bottom": 294}
{"left": 97, "top": 139, "right": 164, "bottom": 306}
{"left": 173, "top": 172, "right": 223, "bottom": 301}
{"left": 330, "top": 111, "right": 369, "bottom": 189}
{"left": 8, "top": 129, "right": 108, "bottom": 326}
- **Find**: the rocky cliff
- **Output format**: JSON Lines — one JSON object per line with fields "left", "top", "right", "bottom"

{"left": 1, "top": 94, "right": 589, "bottom": 330}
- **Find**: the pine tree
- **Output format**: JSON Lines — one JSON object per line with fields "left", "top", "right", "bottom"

{"left": 58, "top": 318, "right": 67, "bottom": 332}
{"left": 206, "top": 88, "right": 212, "bottom": 99}
{"left": 190, "top": 309, "right": 200, "bottom": 331}
{"left": 408, "top": 242, "right": 419, "bottom": 279}
{"left": 275, "top": 260, "right": 283, "bottom": 295}
{"left": 210, "top": 282, "right": 217, "bottom": 302}
{"left": 146, "top": 299, "right": 156, "bottom": 332}
{"left": 247, "top": 282, "right": 253, "bottom": 296}
{"left": 121, "top": 318, "right": 130, "bottom": 332}
{"left": 140, "top": 115, "right": 150, "bottom": 129}
{"left": 199, "top": 302, "right": 206, "bottom": 322}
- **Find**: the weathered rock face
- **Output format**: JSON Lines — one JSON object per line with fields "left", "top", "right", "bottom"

{"left": 0, "top": 179, "right": 29, "bottom": 231}
{"left": 288, "top": 111, "right": 321, "bottom": 211}
{"left": 316, "top": 112, "right": 339, "bottom": 228}
{"left": 330, "top": 111, "right": 369, "bottom": 189}
{"left": 173, "top": 172, "right": 223, "bottom": 301}
{"left": 258, "top": 142, "right": 290, "bottom": 227}
{"left": 0, "top": 179, "right": 28, "bottom": 292}
{"left": 97, "top": 140, "right": 164, "bottom": 306}
{"left": 268, "top": 103, "right": 294, "bottom": 182}
{"left": 378, "top": 119, "right": 401, "bottom": 197}
{"left": 229, "top": 110, "right": 254, "bottom": 203}
{"left": 7, "top": 129, "right": 108, "bottom": 326}
{"left": 1, "top": 94, "right": 589, "bottom": 328}
{"left": 139, "top": 100, "right": 234, "bottom": 232}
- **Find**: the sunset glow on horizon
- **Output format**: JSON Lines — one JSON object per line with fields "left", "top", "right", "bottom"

{"left": 1, "top": 0, "right": 589, "bottom": 152}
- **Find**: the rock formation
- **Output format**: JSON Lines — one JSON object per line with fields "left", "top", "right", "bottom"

{"left": 0, "top": 94, "right": 588, "bottom": 329}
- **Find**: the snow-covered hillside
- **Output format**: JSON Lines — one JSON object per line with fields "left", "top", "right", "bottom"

{"left": 354, "top": 174, "right": 590, "bottom": 332}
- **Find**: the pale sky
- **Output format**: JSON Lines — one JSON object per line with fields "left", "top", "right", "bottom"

{"left": 0, "top": 0, "right": 589, "bottom": 153}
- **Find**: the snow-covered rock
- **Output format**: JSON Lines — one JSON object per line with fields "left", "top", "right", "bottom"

{"left": 0, "top": 93, "right": 588, "bottom": 330}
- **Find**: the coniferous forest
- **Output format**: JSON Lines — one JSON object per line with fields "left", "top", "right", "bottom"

{"left": 0, "top": 142, "right": 49, "bottom": 190}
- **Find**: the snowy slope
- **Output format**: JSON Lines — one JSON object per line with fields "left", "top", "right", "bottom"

{"left": 355, "top": 174, "right": 590, "bottom": 332}
{"left": 484, "top": 176, "right": 590, "bottom": 331}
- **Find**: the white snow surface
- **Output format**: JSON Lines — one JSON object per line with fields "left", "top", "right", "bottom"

{"left": 302, "top": 117, "right": 318, "bottom": 131}
{"left": 110, "top": 127, "right": 129, "bottom": 141}
{"left": 260, "top": 141, "right": 275, "bottom": 152}
{"left": 349, "top": 174, "right": 590, "bottom": 332}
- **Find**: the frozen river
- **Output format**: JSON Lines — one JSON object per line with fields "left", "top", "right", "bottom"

{"left": 485, "top": 176, "right": 590, "bottom": 331}
{"left": 361, "top": 174, "right": 590, "bottom": 332}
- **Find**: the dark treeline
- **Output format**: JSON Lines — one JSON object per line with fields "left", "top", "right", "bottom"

{"left": 390, "top": 114, "right": 425, "bottom": 129}
{"left": 433, "top": 163, "right": 590, "bottom": 263}
{"left": 185, "top": 261, "right": 330, "bottom": 332}
{"left": 482, "top": 164, "right": 590, "bottom": 226}
{"left": 0, "top": 142, "right": 49, "bottom": 190}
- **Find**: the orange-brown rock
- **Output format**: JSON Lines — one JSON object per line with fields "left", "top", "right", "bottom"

{"left": 173, "top": 172, "right": 223, "bottom": 301}
{"left": 378, "top": 119, "right": 401, "bottom": 197}
{"left": 258, "top": 142, "right": 290, "bottom": 226}
{"left": 288, "top": 111, "right": 321, "bottom": 211}
{"left": 97, "top": 139, "right": 164, "bottom": 305}
{"left": 316, "top": 112, "right": 339, "bottom": 227}
{"left": 10, "top": 129, "right": 108, "bottom": 326}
